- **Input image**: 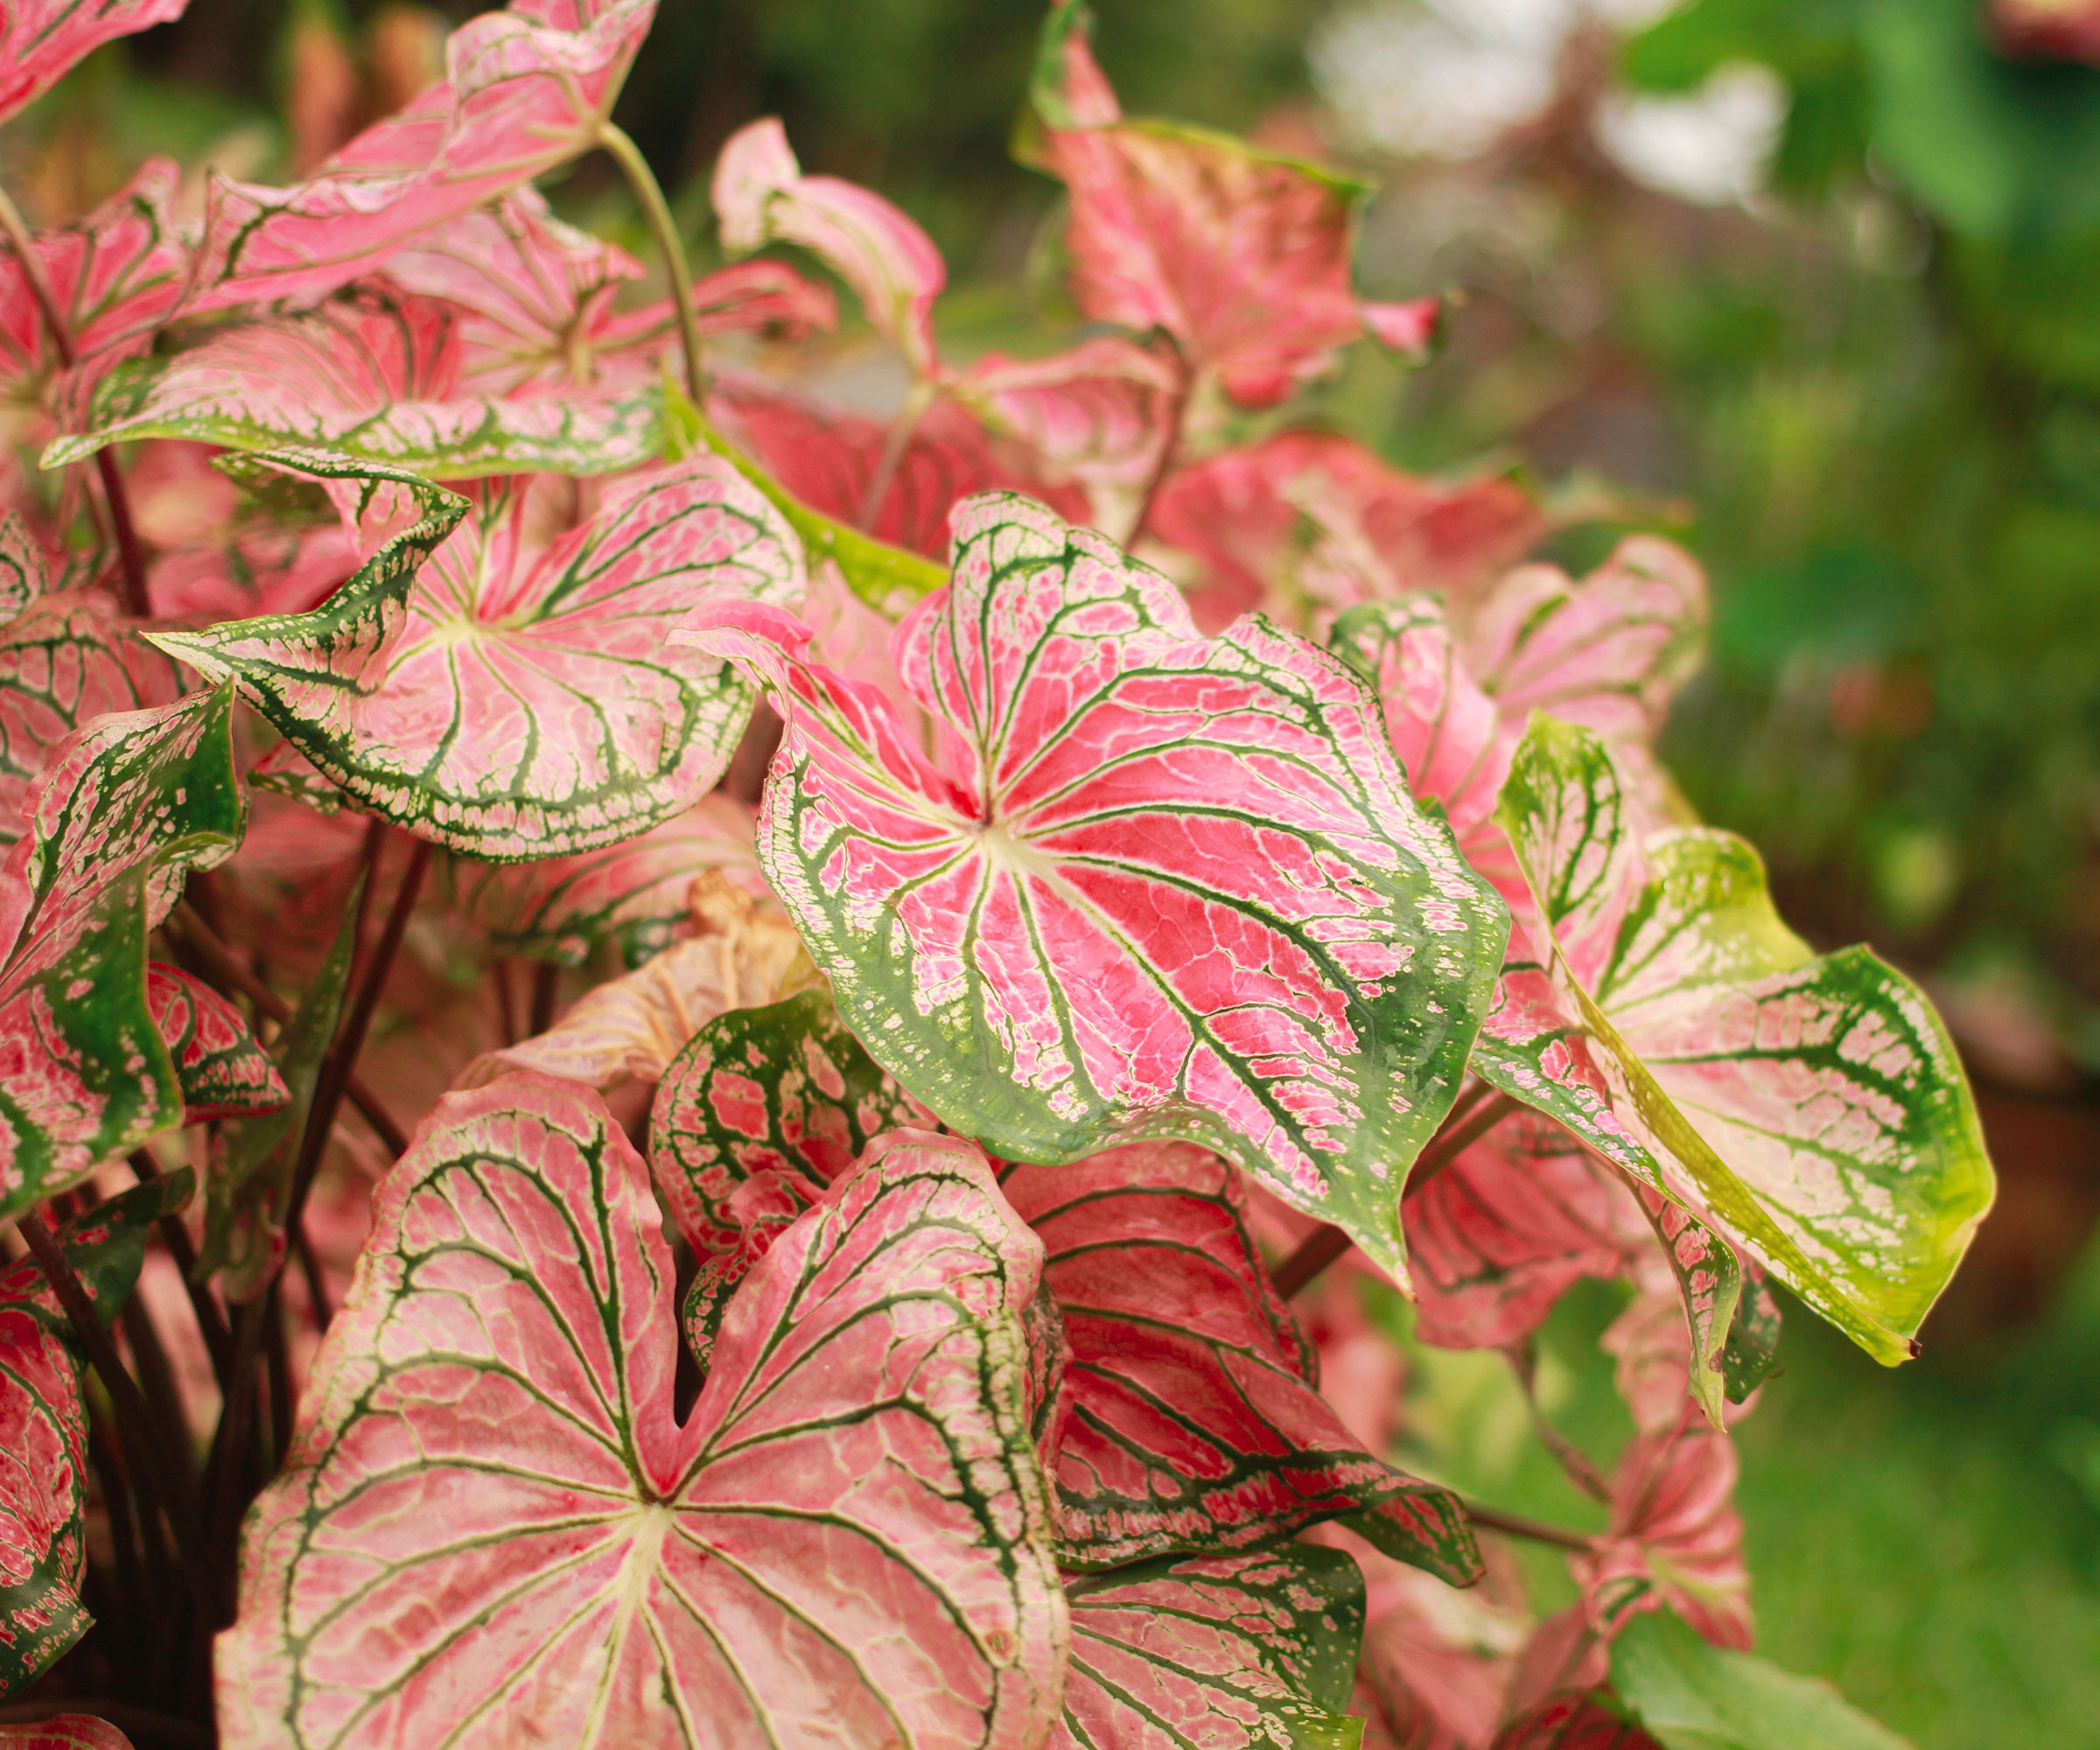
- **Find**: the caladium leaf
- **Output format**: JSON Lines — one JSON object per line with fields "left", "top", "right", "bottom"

{"left": 0, "top": 592, "right": 183, "bottom": 846}
{"left": 146, "top": 962, "right": 289, "bottom": 1122}
{"left": 181, "top": 0, "right": 656, "bottom": 317}
{"left": 650, "top": 984, "right": 935, "bottom": 1257}
{"left": 1155, "top": 433, "right": 1543, "bottom": 634}
{"left": 0, "top": 1718, "right": 136, "bottom": 1748}
{"left": 1473, "top": 716, "right": 1994, "bottom": 1368}
{"left": 676, "top": 493, "right": 1507, "bottom": 1283}
{"left": 1054, "top": 1546, "right": 1366, "bottom": 1750}
{"left": 46, "top": 286, "right": 667, "bottom": 480}
{"left": 0, "top": 687, "right": 244, "bottom": 1220}
{"left": 1575, "top": 1425, "right": 1750, "bottom": 1655}
{"left": 218, "top": 1077, "right": 1068, "bottom": 1749}
{"left": 0, "top": 0, "right": 189, "bottom": 131}
{"left": 458, "top": 793, "right": 767, "bottom": 968}
{"left": 0, "top": 518, "right": 43, "bottom": 622}
{"left": 152, "top": 458, "right": 803, "bottom": 858}
{"left": 1495, "top": 1692, "right": 1662, "bottom": 1750}
{"left": 459, "top": 880, "right": 812, "bottom": 1092}
{"left": 714, "top": 118, "right": 946, "bottom": 379}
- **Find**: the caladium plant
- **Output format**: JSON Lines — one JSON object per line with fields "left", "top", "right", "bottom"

{"left": 0, "top": 0, "right": 1983, "bottom": 1742}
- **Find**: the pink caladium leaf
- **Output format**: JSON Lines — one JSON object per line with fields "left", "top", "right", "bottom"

{"left": 145, "top": 962, "right": 290, "bottom": 1122}
{"left": 180, "top": 0, "right": 656, "bottom": 317}
{"left": 0, "top": 1172, "right": 190, "bottom": 1698}
{"left": 218, "top": 1077, "right": 1068, "bottom": 1748}
{"left": 459, "top": 878, "right": 812, "bottom": 1092}
{"left": 0, "top": 0, "right": 189, "bottom": 129}
{"left": 1575, "top": 1432, "right": 1751, "bottom": 1652}
{"left": 458, "top": 792, "right": 768, "bottom": 968}
{"left": 1472, "top": 716, "right": 1994, "bottom": 1369}
{"left": 714, "top": 118, "right": 946, "bottom": 380}
{"left": 0, "top": 590, "right": 183, "bottom": 846}
{"left": 0, "top": 687, "right": 244, "bottom": 1220}
{"left": 1053, "top": 1546, "right": 1366, "bottom": 1750}
{"left": 151, "top": 458, "right": 804, "bottom": 858}
{"left": 1494, "top": 1691, "right": 1662, "bottom": 1750}
{"left": 0, "top": 1718, "right": 136, "bottom": 1749}
{"left": 1153, "top": 432, "right": 1544, "bottom": 634}
{"left": 46, "top": 285, "right": 667, "bottom": 480}
{"left": 675, "top": 492, "right": 1508, "bottom": 1284}
{"left": 1022, "top": 4, "right": 1435, "bottom": 407}
{"left": 0, "top": 518, "right": 44, "bottom": 621}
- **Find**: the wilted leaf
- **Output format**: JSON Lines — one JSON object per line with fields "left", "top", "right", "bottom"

{"left": 1474, "top": 717, "right": 1995, "bottom": 1368}
{"left": 1054, "top": 1546, "right": 1367, "bottom": 1750}
{"left": 676, "top": 492, "right": 1508, "bottom": 1284}
{"left": 217, "top": 1078, "right": 1068, "bottom": 1748}
{"left": 0, "top": 688, "right": 243, "bottom": 1220}
{"left": 0, "top": 0, "right": 190, "bottom": 130}
{"left": 182, "top": 0, "right": 657, "bottom": 316}
{"left": 153, "top": 459, "right": 803, "bottom": 859}
{"left": 145, "top": 963, "right": 289, "bottom": 1122}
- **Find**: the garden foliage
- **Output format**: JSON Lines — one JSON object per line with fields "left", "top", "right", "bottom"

{"left": 0, "top": 0, "right": 1992, "bottom": 1744}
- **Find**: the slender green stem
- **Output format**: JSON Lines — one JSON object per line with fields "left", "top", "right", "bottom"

{"left": 598, "top": 120, "right": 705, "bottom": 406}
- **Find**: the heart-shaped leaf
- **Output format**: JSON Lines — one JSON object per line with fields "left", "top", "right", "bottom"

{"left": 0, "top": 687, "right": 244, "bottom": 1220}
{"left": 181, "top": 0, "right": 656, "bottom": 316}
{"left": 146, "top": 963, "right": 289, "bottom": 1122}
{"left": 675, "top": 492, "right": 1507, "bottom": 1283}
{"left": 152, "top": 458, "right": 803, "bottom": 859}
{"left": 0, "top": 592, "right": 182, "bottom": 846}
{"left": 46, "top": 286, "right": 666, "bottom": 479}
{"left": 714, "top": 118, "right": 946, "bottom": 379}
{"left": 0, "top": 0, "right": 188, "bottom": 128}
{"left": 458, "top": 793, "right": 767, "bottom": 968}
{"left": 218, "top": 1076, "right": 1068, "bottom": 1748}
{"left": 1473, "top": 716, "right": 1994, "bottom": 1367}
{"left": 1054, "top": 1546, "right": 1366, "bottom": 1750}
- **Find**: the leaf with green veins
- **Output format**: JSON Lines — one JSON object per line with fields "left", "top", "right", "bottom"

{"left": 1473, "top": 715, "right": 1993, "bottom": 1370}
{"left": 0, "top": 688, "right": 245, "bottom": 1222}
{"left": 1610, "top": 1610, "right": 1917, "bottom": 1750}
{"left": 1054, "top": 1545, "right": 1368, "bottom": 1749}
{"left": 150, "top": 458, "right": 803, "bottom": 860}
{"left": 145, "top": 963, "right": 290, "bottom": 1122}
{"left": 675, "top": 492, "right": 1509, "bottom": 1286}
{"left": 199, "top": 876, "right": 360, "bottom": 1301}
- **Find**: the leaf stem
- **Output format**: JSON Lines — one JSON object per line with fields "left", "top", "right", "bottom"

{"left": 0, "top": 181, "right": 153, "bottom": 618}
{"left": 127, "top": 1150, "right": 234, "bottom": 1388}
{"left": 1270, "top": 1088, "right": 1518, "bottom": 1298}
{"left": 529, "top": 959, "right": 561, "bottom": 1037}
{"left": 1464, "top": 1500, "right": 1595, "bottom": 1552}
{"left": 13, "top": 1214, "right": 227, "bottom": 1623}
{"left": 598, "top": 120, "right": 705, "bottom": 406}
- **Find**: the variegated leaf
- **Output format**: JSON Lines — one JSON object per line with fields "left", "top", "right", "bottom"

{"left": 46, "top": 286, "right": 665, "bottom": 480}
{"left": 0, "top": 517, "right": 44, "bottom": 622}
{"left": 1494, "top": 1693, "right": 1662, "bottom": 1750}
{"left": 0, "top": 0, "right": 188, "bottom": 130}
{"left": 675, "top": 493, "right": 1508, "bottom": 1284}
{"left": 0, "top": 688, "right": 244, "bottom": 1220}
{"left": 1576, "top": 1426, "right": 1750, "bottom": 1654}
{"left": 650, "top": 984, "right": 934, "bottom": 1257}
{"left": 0, "top": 1718, "right": 136, "bottom": 1748}
{"left": 714, "top": 118, "right": 945, "bottom": 379}
{"left": 1054, "top": 1547, "right": 1367, "bottom": 1750}
{"left": 0, "top": 1172, "right": 190, "bottom": 1699}
{"left": 1474, "top": 717, "right": 1994, "bottom": 1368}
{"left": 218, "top": 1078, "right": 1068, "bottom": 1749}
{"left": 152, "top": 459, "right": 802, "bottom": 858}
{"left": 0, "top": 592, "right": 183, "bottom": 846}
{"left": 458, "top": 793, "right": 766, "bottom": 968}
{"left": 146, "top": 962, "right": 289, "bottom": 1122}
{"left": 459, "top": 880, "right": 812, "bottom": 1092}
{"left": 181, "top": 0, "right": 656, "bottom": 316}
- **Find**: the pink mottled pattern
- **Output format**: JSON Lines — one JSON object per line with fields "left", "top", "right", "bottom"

{"left": 217, "top": 1081, "right": 1066, "bottom": 1750}
{"left": 0, "top": 592, "right": 181, "bottom": 844}
{"left": 0, "top": 1719, "right": 135, "bottom": 1749}
{"left": 144, "top": 963, "right": 290, "bottom": 1121}
{"left": 1494, "top": 1692, "right": 1662, "bottom": 1749}
{"left": 713, "top": 118, "right": 946, "bottom": 378}
{"left": 0, "top": 0, "right": 188, "bottom": 124}
{"left": 182, "top": 0, "right": 655, "bottom": 316}
{"left": 1150, "top": 431, "right": 1542, "bottom": 632}
{"left": 0, "top": 1264, "right": 91, "bottom": 1691}
{"left": 676, "top": 492, "right": 1498, "bottom": 1275}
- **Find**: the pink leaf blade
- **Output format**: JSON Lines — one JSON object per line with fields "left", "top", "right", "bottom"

{"left": 145, "top": 962, "right": 290, "bottom": 1122}
{"left": 0, "top": 0, "right": 189, "bottom": 127}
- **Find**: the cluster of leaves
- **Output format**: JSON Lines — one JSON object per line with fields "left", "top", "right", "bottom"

{"left": 0, "top": 0, "right": 1992, "bottom": 1745}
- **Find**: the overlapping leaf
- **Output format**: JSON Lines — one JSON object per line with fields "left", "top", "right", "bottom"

{"left": 1472, "top": 717, "right": 1994, "bottom": 1367}
{"left": 0, "top": 688, "right": 244, "bottom": 1219}
{"left": 0, "top": 520, "right": 42, "bottom": 622}
{"left": 46, "top": 285, "right": 665, "bottom": 480}
{"left": 153, "top": 458, "right": 803, "bottom": 858}
{"left": 458, "top": 792, "right": 767, "bottom": 967}
{"left": 218, "top": 1077, "right": 1068, "bottom": 1748}
{"left": 181, "top": 0, "right": 657, "bottom": 316}
{"left": 1495, "top": 1692, "right": 1662, "bottom": 1750}
{"left": 676, "top": 492, "right": 1508, "bottom": 1282}
{"left": 0, "top": 0, "right": 189, "bottom": 130}
{"left": 1054, "top": 1547, "right": 1366, "bottom": 1750}
{"left": 146, "top": 963, "right": 289, "bottom": 1122}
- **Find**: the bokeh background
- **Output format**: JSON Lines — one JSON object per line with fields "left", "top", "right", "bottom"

{"left": 6, "top": 1, "right": 2098, "bottom": 1740}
